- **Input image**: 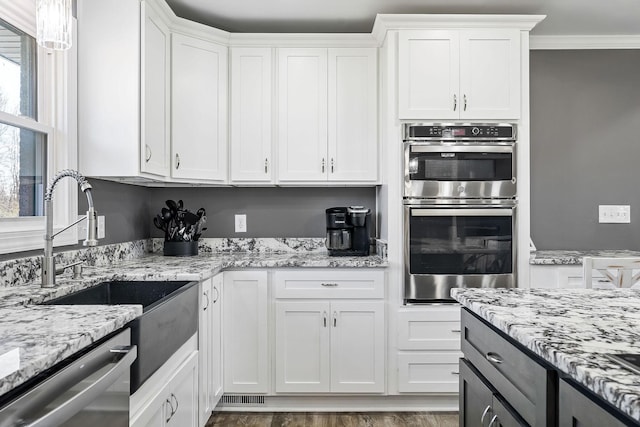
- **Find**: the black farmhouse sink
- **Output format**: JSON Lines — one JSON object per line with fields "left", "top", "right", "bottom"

{"left": 44, "top": 280, "right": 199, "bottom": 393}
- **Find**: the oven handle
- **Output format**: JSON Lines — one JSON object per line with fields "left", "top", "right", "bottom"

{"left": 23, "top": 345, "right": 137, "bottom": 427}
{"left": 411, "top": 208, "right": 513, "bottom": 217}
{"left": 409, "top": 144, "right": 513, "bottom": 153}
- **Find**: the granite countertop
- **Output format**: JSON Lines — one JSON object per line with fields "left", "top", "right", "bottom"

{"left": 0, "top": 250, "right": 386, "bottom": 398}
{"left": 453, "top": 287, "right": 640, "bottom": 422}
{"left": 531, "top": 250, "right": 640, "bottom": 265}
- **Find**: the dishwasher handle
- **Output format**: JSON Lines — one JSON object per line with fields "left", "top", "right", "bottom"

{"left": 24, "top": 344, "right": 137, "bottom": 427}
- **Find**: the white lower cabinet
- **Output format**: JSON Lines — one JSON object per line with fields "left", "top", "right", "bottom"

{"left": 273, "top": 269, "right": 386, "bottom": 394}
{"left": 530, "top": 265, "right": 602, "bottom": 288}
{"left": 132, "top": 351, "right": 199, "bottom": 427}
{"left": 397, "top": 305, "right": 462, "bottom": 393}
{"left": 198, "top": 274, "right": 223, "bottom": 426}
{"left": 223, "top": 271, "right": 269, "bottom": 393}
{"left": 275, "top": 300, "right": 385, "bottom": 393}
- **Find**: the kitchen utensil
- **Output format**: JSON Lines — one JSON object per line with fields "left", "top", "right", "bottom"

{"left": 178, "top": 200, "right": 184, "bottom": 210}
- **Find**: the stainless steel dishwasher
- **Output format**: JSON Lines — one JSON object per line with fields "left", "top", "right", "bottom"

{"left": 0, "top": 328, "right": 136, "bottom": 427}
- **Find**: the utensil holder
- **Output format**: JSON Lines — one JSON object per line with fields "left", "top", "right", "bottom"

{"left": 163, "top": 241, "right": 199, "bottom": 257}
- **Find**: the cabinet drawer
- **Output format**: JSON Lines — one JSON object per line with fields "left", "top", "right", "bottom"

{"left": 398, "top": 352, "right": 462, "bottom": 393}
{"left": 273, "top": 269, "right": 384, "bottom": 299}
{"left": 462, "top": 309, "right": 555, "bottom": 427}
{"left": 398, "top": 307, "right": 461, "bottom": 350}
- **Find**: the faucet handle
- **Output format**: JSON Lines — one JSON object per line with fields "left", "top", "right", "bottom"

{"left": 73, "top": 263, "right": 84, "bottom": 280}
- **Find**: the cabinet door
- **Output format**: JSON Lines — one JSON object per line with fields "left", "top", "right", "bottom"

{"left": 459, "top": 358, "right": 494, "bottom": 427}
{"left": 171, "top": 34, "right": 228, "bottom": 181}
{"left": 132, "top": 402, "right": 166, "bottom": 427}
{"left": 167, "top": 352, "right": 198, "bottom": 427}
{"left": 330, "top": 301, "right": 385, "bottom": 393}
{"left": 141, "top": 1, "right": 170, "bottom": 176}
{"left": 230, "top": 47, "right": 273, "bottom": 183}
{"left": 210, "top": 274, "right": 224, "bottom": 406}
{"left": 277, "top": 48, "right": 328, "bottom": 182}
{"left": 459, "top": 30, "right": 520, "bottom": 120}
{"left": 327, "top": 48, "right": 377, "bottom": 182}
{"left": 198, "top": 279, "right": 213, "bottom": 427}
{"left": 398, "top": 30, "right": 460, "bottom": 120}
{"left": 559, "top": 379, "right": 629, "bottom": 427}
{"left": 275, "top": 301, "right": 331, "bottom": 393}
{"left": 223, "top": 271, "right": 269, "bottom": 393}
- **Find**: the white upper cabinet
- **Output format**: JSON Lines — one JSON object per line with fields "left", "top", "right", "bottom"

{"left": 277, "top": 47, "right": 378, "bottom": 184}
{"left": 277, "top": 48, "right": 328, "bottom": 182}
{"left": 230, "top": 47, "right": 273, "bottom": 183}
{"left": 171, "top": 33, "right": 228, "bottom": 182}
{"left": 78, "top": 0, "right": 172, "bottom": 178}
{"left": 327, "top": 48, "right": 378, "bottom": 182}
{"left": 141, "top": 2, "right": 171, "bottom": 176}
{"left": 398, "top": 29, "right": 521, "bottom": 120}
{"left": 398, "top": 31, "right": 460, "bottom": 120}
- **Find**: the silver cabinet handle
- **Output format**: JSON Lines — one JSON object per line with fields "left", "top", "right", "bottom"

{"left": 203, "top": 290, "right": 210, "bottom": 311}
{"left": 175, "top": 153, "right": 180, "bottom": 169}
{"left": 321, "top": 283, "right": 338, "bottom": 287}
{"left": 171, "top": 393, "right": 179, "bottom": 415}
{"left": 333, "top": 311, "right": 337, "bottom": 327}
{"left": 488, "top": 414, "right": 499, "bottom": 427}
{"left": 451, "top": 329, "right": 461, "bottom": 333}
{"left": 330, "top": 158, "right": 334, "bottom": 173}
{"left": 145, "top": 144, "right": 151, "bottom": 162}
{"left": 481, "top": 405, "right": 493, "bottom": 426}
{"left": 451, "top": 371, "right": 459, "bottom": 375}
{"left": 322, "top": 158, "right": 325, "bottom": 173}
{"left": 323, "top": 311, "right": 327, "bottom": 328}
{"left": 213, "top": 286, "right": 219, "bottom": 303}
{"left": 165, "top": 398, "right": 173, "bottom": 423}
{"left": 486, "top": 352, "right": 504, "bottom": 364}
{"left": 453, "top": 94, "right": 457, "bottom": 111}
{"left": 463, "top": 94, "right": 468, "bottom": 111}
{"left": 265, "top": 158, "right": 268, "bottom": 174}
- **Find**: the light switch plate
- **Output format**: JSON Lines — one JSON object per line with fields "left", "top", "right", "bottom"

{"left": 235, "top": 214, "right": 247, "bottom": 233}
{"left": 598, "top": 205, "right": 630, "bottom": 223}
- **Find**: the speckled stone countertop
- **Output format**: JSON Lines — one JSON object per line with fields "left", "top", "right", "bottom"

{"left": 453, "top": 288, "right": 640, "bottom": 423}
{"left": 530, "top": 250, "right": 640, "bottom": 265}
{"left": 0, "top": 247, "right": 386, "bottom": 398}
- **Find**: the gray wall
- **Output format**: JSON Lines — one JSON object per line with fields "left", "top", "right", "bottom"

{"left": 530, "top": 50, "right": 640, "bottom": 250}
{"left": 147, "top": 186, "right": 376, "bottom": 238}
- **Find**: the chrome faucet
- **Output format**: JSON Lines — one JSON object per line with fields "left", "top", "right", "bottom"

{"left": 42, "top": 170, "right": 99, "bottom": 288}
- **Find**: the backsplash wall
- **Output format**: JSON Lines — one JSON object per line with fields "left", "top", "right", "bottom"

{"left": 530, "top": 50, "right": 640, "bottom": 250}
{"left": 147, "top": 186, "right": 376, "bottom": 238}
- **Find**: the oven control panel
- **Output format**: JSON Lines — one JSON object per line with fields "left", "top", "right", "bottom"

{"left": 404, "top": 124, "right": 516, "bottom": 141}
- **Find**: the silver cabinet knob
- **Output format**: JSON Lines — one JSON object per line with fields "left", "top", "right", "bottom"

{"left": 145, "top": 144, "right": 152, "bottom": 162}
{"left": 453, "top": 94, "right": 457, "bottom": 111}
{"left": 175, "top": 153, "right": 180, "bottom": 169}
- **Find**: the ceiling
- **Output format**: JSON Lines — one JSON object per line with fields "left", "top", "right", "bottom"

{"left": 164, "top": 0, "right": 640, "bottom": 35}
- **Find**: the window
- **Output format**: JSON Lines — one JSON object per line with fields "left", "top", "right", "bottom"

{"left": 0, "top": 3, "right": 78, "bottom": 254}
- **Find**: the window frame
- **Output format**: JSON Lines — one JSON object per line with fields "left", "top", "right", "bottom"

{"left": 0, "top": 1, "right": 79, "bottom": 254}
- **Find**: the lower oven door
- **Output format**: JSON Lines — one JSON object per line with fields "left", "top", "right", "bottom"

{"left": 404, "top": 204, "right": 516, "bottom": 303}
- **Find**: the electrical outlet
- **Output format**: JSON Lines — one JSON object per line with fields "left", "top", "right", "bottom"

{"left": 235, "top": 214, "right": 247, "bottom": 233}
{"left": 598, "top": 205, "right": 630, "bottom": 223}
{"left": 98, "top": 215, "right": 105, "bottom": 239}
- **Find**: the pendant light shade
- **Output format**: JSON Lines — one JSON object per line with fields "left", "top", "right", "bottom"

{"left": 36, "top": 0, "right": 73, "bottom": 50}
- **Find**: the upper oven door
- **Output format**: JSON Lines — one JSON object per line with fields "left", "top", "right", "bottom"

{"left": 404, "top": 144, "right": 516, "bottom": 199}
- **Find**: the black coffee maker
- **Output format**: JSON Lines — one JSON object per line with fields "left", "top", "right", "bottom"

{"left": 325, "top": 206, "right": 371, "bottom": 256}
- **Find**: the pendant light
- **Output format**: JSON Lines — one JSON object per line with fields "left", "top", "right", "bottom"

{"left": 36, "top": 0, "right": 73, "bottom": 50}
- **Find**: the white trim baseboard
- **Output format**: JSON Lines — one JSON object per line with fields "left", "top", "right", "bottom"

{"left": 530, "top": 35, "right": 640, "bottom": 50}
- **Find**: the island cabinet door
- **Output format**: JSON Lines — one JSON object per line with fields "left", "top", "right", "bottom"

{"left": 559, "top": 379, "right": 629, "bottom": 427}
{"left": 460, "top": 358, "right": 494, "bottom": 427}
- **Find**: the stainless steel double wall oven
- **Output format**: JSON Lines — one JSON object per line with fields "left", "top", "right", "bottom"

{"left": 403, "top": 123, "right": 517, "bottom": 303}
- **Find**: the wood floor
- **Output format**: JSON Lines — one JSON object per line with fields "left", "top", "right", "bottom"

{"left": 206, "top": 412, "right": 459, "bottom": 427}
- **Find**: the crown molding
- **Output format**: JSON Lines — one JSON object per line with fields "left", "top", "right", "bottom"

{"left": 0, "top": 0, "right": 36, "bottom": 36}
{"left": 530, "top": 35, "right": 640, "bottom": 50}
{"left": 372, "top": 14, "right": 546, "bottom": 44}
{"left": 229, "top": 32, "right": 377, "bottom": 47}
